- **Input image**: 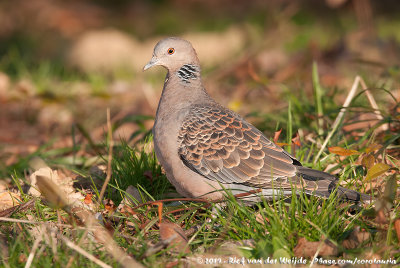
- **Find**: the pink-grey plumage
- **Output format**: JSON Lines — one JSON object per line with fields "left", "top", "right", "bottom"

{"left": 144, "top": 37, "right": 369, "bottom": 203}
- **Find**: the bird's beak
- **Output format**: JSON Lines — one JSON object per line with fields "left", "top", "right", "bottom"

{"left": 143, "top": 57, "right": 158, "bottom": 71}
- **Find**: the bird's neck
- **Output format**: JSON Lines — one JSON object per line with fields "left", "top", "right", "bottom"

{"left": 155, "top": 65, "right": 212, "bottom": 120}
{"left": 175, "top": 64, "right": 201, "bottom": 84}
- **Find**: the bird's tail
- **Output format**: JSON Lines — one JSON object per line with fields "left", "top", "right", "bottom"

{"left": 336, "top": 186, "right": 372, "bottom": 203}
{"left": 296, "top": 166, "right": 371, "bottom": 203}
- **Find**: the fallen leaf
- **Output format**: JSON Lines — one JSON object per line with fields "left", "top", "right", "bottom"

{"left": 383, "top": 174, "right": 397, "bottom": 204}
{"left": 365, "top": 143, "right": 383, "bottom": 154}
{"left": 36, "top": 175, "right": 69, "bottom": 210}
{"left": 292, "top": 132, "right": 301, "bottom": 147}
{"left": 361, "top": 154, "right": 375, "bottom": 169}
{"left": 0, "top": 192, "right": 22, "bottom": 211}
{"left": 103, "top": 199, "right": 116, "bottom": 212}
{"left": 365, "top": 163, "right": 390, "bottom": 181}
{"left": 273, "top": 129, "right": 282, "bottom": 143}
{"left": 159, "top": 222, "right": 190, "bottom": 254}
{"left": 293, "top": 237, "right": 338, "bottom": 258}
{"left": 394, "top": 219, "right": 400, "bottom": 243}
{"left": 342, "top": 227, "right": 371, "bottom": 249}
{"left": 376, "top": 210, "right": 387, "bottom": 225}
{"left": 328, "top": 146, "right": 360, "bottom": 156}
{"left": 84, "top": 193, "right": 93, "bottom": 204}
{"left": 30, "top": 167, "right": 95, "bottom": 211}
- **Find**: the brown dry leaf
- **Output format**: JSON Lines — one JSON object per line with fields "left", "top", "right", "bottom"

{"left": 83, "top": 193, "right": 93, "bottom": 204}
{"left": 342, "top": 227, "right": 371, "bottom": 249}
{"left": 0, "top": 192, "right": 22, "bottom": 211}
{"left": 328, "top": 146, "right": 360, "bottom": 156}
{"left": 29, "top": 167, "right": 95, "bottom": 211}
{"left": 292, "top": 133, "right": 301, "bottom": 147}
{"left": 36, "top": 175, "right": 70, "bottom": 210}
{"left": 159, "top": 222, "right": 190, "bottom": 254}
{"left": 103, "top": 199, "right": 116, "bottom": 212}
{"left": 376, "top": 210, "right": 387, "bottom": 225}
{"left": 361, "top": 154, "right": 375, "bottom": 169}
{"left": 365, "top": 143, "right": 383, "bottom": 154}
{"left": 273, "top": 129, "right": 282, "bottom": 144}
{"left": 394, "top": 219, "right": 400, "bottom": 243}
{"left": 293, "top": 237, "right": 338, "bottom": 258}
{"left": 365, "top": 163, "right": 390, "bottom": 181}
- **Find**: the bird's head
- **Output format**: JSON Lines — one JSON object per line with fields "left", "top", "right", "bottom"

{"left": 143, "top": 37, "right": 200, "bottom": 71}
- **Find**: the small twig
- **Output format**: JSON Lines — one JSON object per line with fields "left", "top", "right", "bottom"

{"left": 0, "top": 199, "right": 35, "bottom": 218}
{"left": 99, "top": 108, "right": 114, "bottom": 204}
{"left": 24, "top": 236, "right": 42, "bottom": 268}
{"left": 0, "top": 217, "right": 91, "bottom": 230}
{"left": 61, "top": 235, "right": 112, "bottom": 268}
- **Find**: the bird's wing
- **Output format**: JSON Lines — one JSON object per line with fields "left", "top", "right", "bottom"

{"left": 178, "top": 105, "right": 320, "bottom": 191}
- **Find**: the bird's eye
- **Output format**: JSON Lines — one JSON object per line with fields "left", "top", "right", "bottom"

{"left": 167, "top": 48, "right": 175, "bottom": 55}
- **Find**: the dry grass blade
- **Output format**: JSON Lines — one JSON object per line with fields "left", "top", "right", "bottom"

{"left": 24, "top": 236, "right": 42, "bottom": 268}
{"left": 65, "top": 226, "right": 90, "bottom": 268}
{"left": 99, "top": 108, "right": 114, "bottom": 204}
{"left": 73, "top": 207, "right": 144, "bottom": 267}
{"left": 0, "top": 216, "right": 87, "bottom": 230}
{"left": 0, "top": 199, "right": 35, "bottom": 217}
{"left": 314, "top": 76, "right": 362, "bottom": 163}
{"left": 60, "top": 235, "right": 112, "bottom": 268}
{"left": 359, "top": 78, "right": 388, "bottom": 131}
{"left": 314, "top": 75, "right": 388, "bottom": 163}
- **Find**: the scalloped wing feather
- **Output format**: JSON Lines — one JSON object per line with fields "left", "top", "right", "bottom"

{"left": 177, "top": 105, "right": 310, "bottom": 190}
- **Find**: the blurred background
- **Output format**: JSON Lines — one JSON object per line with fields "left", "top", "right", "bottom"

{"left": 0, "top": 0, "right": 399, "bottom": 173}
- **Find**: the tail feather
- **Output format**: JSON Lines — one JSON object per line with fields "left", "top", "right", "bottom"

{"left": 336, "top": 186, "right": 372, "bottom": 203}
{"left": 296, "top": 166, "right": 371, "bottom": 203}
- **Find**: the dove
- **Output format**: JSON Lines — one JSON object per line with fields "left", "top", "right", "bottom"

{"left": 144, "top": 37, "right": 369, "bottom": 203}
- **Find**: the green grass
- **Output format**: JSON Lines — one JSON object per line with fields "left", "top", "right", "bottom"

{"left": 2, "top": 130, "right": 399, "bottom": 267}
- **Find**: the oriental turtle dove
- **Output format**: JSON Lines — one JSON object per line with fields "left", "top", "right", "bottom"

{"left": 144, "top": 37, "right": 369, "bottom": 203}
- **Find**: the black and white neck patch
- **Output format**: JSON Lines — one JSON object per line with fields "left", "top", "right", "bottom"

{"left": 177, "top": 64, "right": 200, "bottom": 83}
